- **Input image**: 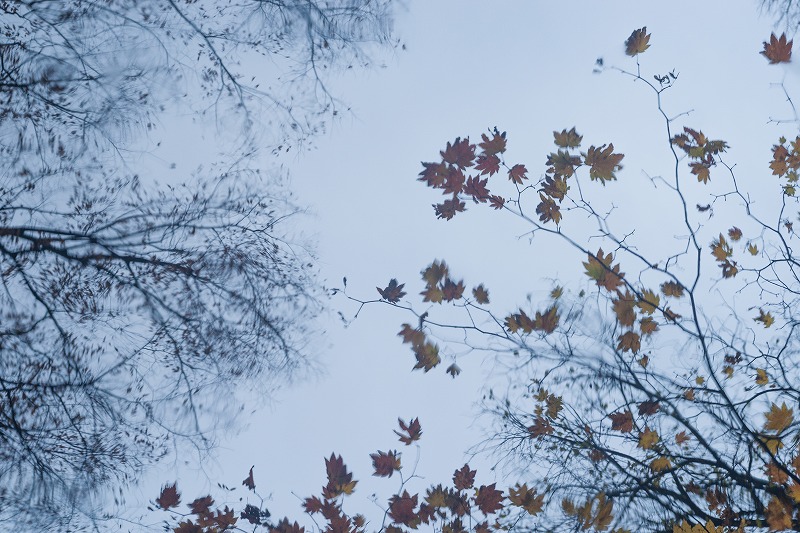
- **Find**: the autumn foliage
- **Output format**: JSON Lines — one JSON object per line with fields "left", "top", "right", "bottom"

{"left": 156, "top": 27, "right": 800, "bottom": 533}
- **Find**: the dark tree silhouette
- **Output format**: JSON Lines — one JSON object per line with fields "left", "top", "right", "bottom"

{"left": 0, "top": 0, "right": 396, "bottom": 529}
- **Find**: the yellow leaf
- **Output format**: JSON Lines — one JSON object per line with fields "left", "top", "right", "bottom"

{"left": 637, "top": 289, "right": 660, "bottom": 315}
{"left": 748, "top": 243, "right": 759, "bottom": 255}
{"left": 756, "top": 368, "right": 769, "bottom": 386}
{"left": 650, "top": 457, "right": 672, "bottom": 472}
{"left": 695, "top": 376, "right": 705, "bottom": 385}
{"left": 638, "top": 428, "right": 659, "bottom": 450}
{"left": 765, "top": 402, "right": 794, "bottom": 433}
{"left": 755, "top": 309, "right": 775, "bottom": 328}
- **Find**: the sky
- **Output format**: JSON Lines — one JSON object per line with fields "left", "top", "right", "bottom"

{"left": 129, "top": 1, "right": 798, "bottom": 529}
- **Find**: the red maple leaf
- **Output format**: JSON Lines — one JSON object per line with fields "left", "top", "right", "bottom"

{"left": 475, "top": 484, "right": 504, "bottom": 515}
{"left": 489, "top": 195, "right": 505, "bottom": 210}
{"left": 609, "top": 410, "right": 634, "bottom": 433}
{"left": 479, "top": 128, "right": 507, "bottom": 156}
{"left": 433, "top": 196, "right": 466, "bottom": 220}
{"left": 464, "top": 176, "right": 490, "bottom": 202}
{"left": 452, "top": 464, "right": 476, "bottom": 490}
{"left": 440, "top": 138, "right": 475, "bottom": 169}
{"left": 388, "top": 491, "right": 419, "bottom": 526}
{"left": 418, "top": 162, "right": 447, "bottom": 188}
{"left": 475, "top": 154, "right": 500, "bottom": 176}
{"left": 370, "top": 450, "right": 401, "bottom": 477}
{"left": 377, "top": 279, "right": 406, "bottom": 303}
{"left": 762, "top": 32, "right": 793, "bottom": 64}
{"left": 395, "top": 417, "right": 422, "bottom": 445}
{"left": 323, "top": 454, "right": 356, "bottom": 498}
{"left": 508, "top": 163, "right": 528, "bottom": 184}
{"left": 156, "top": 483, "right": 181, "bottom": 510}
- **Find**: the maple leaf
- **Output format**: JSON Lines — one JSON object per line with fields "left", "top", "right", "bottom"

{"left": 371, "top": 450, "right": 401, "bottom": 478}
{"left": 475, "top": 154, "right": 501, "bottom": 176}
{"left": 584, "top": 248, "right": 625, "bottom": 291}
{"left": 418, "top": 162, "right": 448, "bottom": 188}
{"left": 764, "top": 402, "right": 794, "bottom": 433}
{"left": 547, "top": 150, "right": 582, "bottom": 178}
{"left": 640, "top": 316, "right": 659, "bottom": 335}
{"left": 453, "top": 464, "right": 477, "bottom": 490}
{"left": 636, "top": 289, "right": 660, "bottom": 315}
{"left": 422, "top": 260, "right": 448, "bottom": 286}
{"left": 323, "top": 454, "right": 357, "bottom": 498}
{"left": 398, "top": 324, "right": 425, "bottom": 347}
{"left": 433, "top": 195, "right": 466, "bottom": 220}
{"left": 388, "top": 491, "right": 419, "bottom": 527}
{"left": 242, "top": 466, "right": 255, "bottom": 490}
{"left": 174, "top": 520, "right": 201, "bottom": 533}
{"left": 536, "top": 193, "right": 562, "bottom": 224}
{"left": 675, "top": 431, "right": 691, "bottom": 446}
{"left": 584, "top": 144, "right": 624, "bottom": 183}
{"left": 609, "top": 410, "right": 634, "bottom": 433}
{"left": 660, "top": 281, "right": 685, "bottom": 297}
{"left": 508, "top": 484, "right": 544, "bottom": 515}
{"left": 156, "top": 483, "right": 181, "bottom": 510}
{"left": 441, "top": 278, "right": 465, "bottom": 302}
{"left": 479, "top": 128, "right": 507, "bottom": 156}
{"left": 756, "top": 368, "right": 769, "bottom": 386}
{"left": 553, "top": 127, "right": 583, "bottom": 148}
{"left": 755, "top": 308, "right": 775, "bottom": 328}
{"left": 650, "top": 457, "right": 672, "bottom": 472}
{"left": 464, "top": 176, "right": 490, "bottom": 202}
{"left": 545, "top": 394, "right": 563, "bottom": 419}
{"left": 377, "top": 279, "right": 406, "bottom": 303}
{"left": 303, "top": 496, "right": 324, "bottom": 514}
{"left": 190, "top": 496, "right": 214, "bottom": 516}
{"left": 489, "top": 195, "right": 505, "bottom": 209}
{"left": 442, "top": 167, "right": 466, "bottom": 195}
{"left": 727, "top": 227, "right": 743, "bottom": 241}
{"left": 240, "top": 503, "right": 265, "bottom": 525}
{"left": 617, "top": 331, "right": 641, "bottom": 353}
{"left": 638, "top": 401, "right": 660, "bottom": 416}
{"left": 612, "top": 292, "right": 637, "bottom": 327}
{"left": 508, "top": 163, "right": 528, "bottom": 184}
{"left": 625, "top": 27, "right": 651, "bottom": 56}
{"left": 772, "top": 144, "right": 790, "bottom": 175}
{"left": 765, "top": 462, "right": 789, "bottom": 484}
{"left": 395, "top": 417, "right": 423, "bottom": 445}
{"left": 690, "top": 161, "right": 711, "bottom": 183}
{"left": 475, "top": 484, "right": 504, "bottom": 515}
{"left": 446, "top": 363, "right": 461, "bottom": 378}
{"left": 539, "top": 174, "right": 569, "bottom": 201}
{"left": 762, "top": 32, "right": 793, "bottom": 64}
{"left": 533, "top": 305, "right": 560, "bottom": 334}
{"left": 412, "top": 341, "right": 441, "bottom": 371}
{"left": 638, "top": 427, "right": 659, "bottom": 450}
{"left": 528, "top": 416, "right": 554, "bottom": 438}
{"left": 472, "top": 284, "right": 490, "bottom": 304}
{"left": 766, "top": 496, "right": 793, "bottom": 531}
{"left": 272, "top": 518, "right": 306, "bottom": 533}
{"left": 710, "top": 234, "right": 732, "bottom": 262}
{"left": 440, "top": 138, "right": 475, "bottom": 169}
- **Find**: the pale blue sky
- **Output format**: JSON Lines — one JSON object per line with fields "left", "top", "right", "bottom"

{"left": 131, "top": 1, "right": 795, "bottom": 528}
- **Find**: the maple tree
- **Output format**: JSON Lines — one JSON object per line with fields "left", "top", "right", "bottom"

{"left": 146, "top": 18, "right": 800, "bottom": 533}
{"left": 0, "top": 1, "right": 396, "bottom": 529}
{"left": 341, "top": 27, "right": 800, "bottom": 532}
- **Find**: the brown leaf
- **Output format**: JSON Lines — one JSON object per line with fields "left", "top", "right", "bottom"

{"left": 440, "top": 138, "right": 475, "bottom": 169}
{"left": 446, "top": 363, "right": 461, "bottom": 378}
{"left": 553, "top": 127, "right": 583, "bottom": 148}
{"left": 508, "top": 483, "right": 544, "bottom": 515}
{"left": 453, "top": 464, "right": 476, "bottom": 490}
{"left": 433, "top": 195, "right": 466, "bottom": 220}
{"left": 609, "top": 410, "right": 634, "bottom": 433}
{"left": 156, "top": 483, "right": 181, "bottom": 510}
{"left": 475, "top": 154, "right": 501, "bottom": 176}
{"left": 242, "top": 466, "right": 255, "bottom": 490}
{"left": 617, "top": 331, "right": 641, "bottom": 353}
{"left": 395, "top": 417, "right": 423, "bottom": 445}
{"left": 762, "top": 32, "right": 793, "bottom": 64}
{"left": 479, "top": 128, "right": 507, "bottom": 157}
{"left": 625, "top": 27, "right": 651, "bottom": 56}
{"left": 508, "top": 164, "right": 528, "bottom": 184}
{"left": 638, "top": 401, "right": 660, "bottom": 416}
{"left": 270, "top": 518, "right": 306, "bottom": 533}
{"left": 371, "top": 450, "right": 401, "bottom": 478}
{"left": 475, "top": 484, "right": 504, "bottom": 515}
{"left": 377, "top": 279, "right": 406, "bottom": 303}
{"left": 472, "top": 284, "right": 490, "bottom": 304}
{"left": 764, "top": 402, "right": 794, "bottom": 433}
{"left": 584, "top": 144, "right": 624, "bottom": 183}
{"left": 388, "top": 491, "right": 419, "bottom": 527}
{"left": 323, "top": 454, "right": 357, "bottom": 498}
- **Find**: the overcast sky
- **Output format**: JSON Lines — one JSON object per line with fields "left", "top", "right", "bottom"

{"left": 130, "top": 1, "right": 796, "bottom": 528}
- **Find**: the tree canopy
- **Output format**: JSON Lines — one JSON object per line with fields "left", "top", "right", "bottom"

{"left": 152, "top": 23, "right": 800, "bottom": 533}
{"left": 0, "top": 0, "right": 396, "bottom": 529}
